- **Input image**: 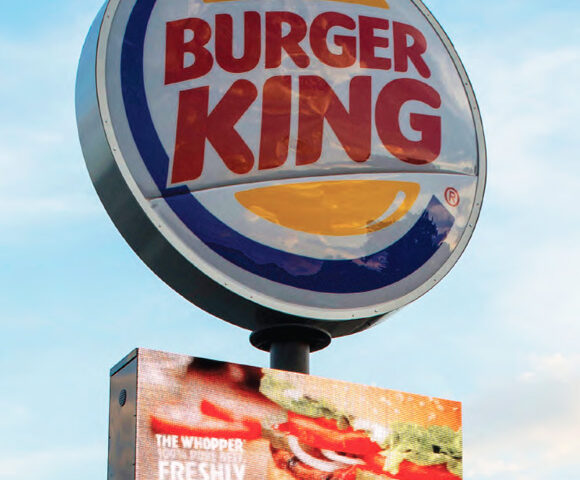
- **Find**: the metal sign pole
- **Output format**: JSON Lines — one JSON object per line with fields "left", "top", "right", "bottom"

{"left": 270, "top": 340, "right": 310, "bottom": 373}
{"left": 250, "top": 324, "right": 332, "bottom": 374}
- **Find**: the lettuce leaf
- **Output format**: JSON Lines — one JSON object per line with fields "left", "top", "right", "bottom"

{"left": 260, "top": 373, "right": 351, "bottom": 429}
{"left": 381, "top": 423, "right": 462, "bottom": 477}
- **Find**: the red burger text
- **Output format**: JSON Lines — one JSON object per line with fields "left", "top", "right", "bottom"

{"left": 164, "top": 11, "right": 442, "bottom": 184}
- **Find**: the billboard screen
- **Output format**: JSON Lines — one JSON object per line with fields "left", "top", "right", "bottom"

{"left": 109, "top": 349, "right": 462, "bottom": 480}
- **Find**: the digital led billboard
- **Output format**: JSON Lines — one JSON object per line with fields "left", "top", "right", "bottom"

{"left": 109, "top": 349, "right": 462, "bottom": 480}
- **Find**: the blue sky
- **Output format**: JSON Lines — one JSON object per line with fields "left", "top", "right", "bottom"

{"left": 1, "top": 1, "right": 579, "bottom": 479}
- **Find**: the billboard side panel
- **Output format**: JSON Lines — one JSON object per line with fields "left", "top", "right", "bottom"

{"left": 109, "top": 352, "right": 138, "bottom": 480}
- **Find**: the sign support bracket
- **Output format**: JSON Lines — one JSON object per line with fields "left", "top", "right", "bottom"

{"left": 250, "top": 324, "right": 331, "bottom": 374}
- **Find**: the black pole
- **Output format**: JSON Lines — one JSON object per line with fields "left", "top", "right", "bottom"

{"left": 250, "top": 324, "right": 331, "bottom": 374}
{"left": 270, "top": 340, "right": 310, "bottom": 373}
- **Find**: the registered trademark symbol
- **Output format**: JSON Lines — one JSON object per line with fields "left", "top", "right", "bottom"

{"left": 445, "top": 187, "right": 460, "bottom": 207}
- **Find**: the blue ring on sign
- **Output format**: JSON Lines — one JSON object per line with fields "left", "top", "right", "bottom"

{"left": 167, "top": 194, "right": 454, "bottom": 293}
{"left": 119, "top": 0, "right": 455, "bottom": 294}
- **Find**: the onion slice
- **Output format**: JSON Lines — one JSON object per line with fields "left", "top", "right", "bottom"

{"left": 321, "top": 450, "right": 366, "bottom": 466}
{"left": 287, "top": 436, "right": 344, "bottom": 472}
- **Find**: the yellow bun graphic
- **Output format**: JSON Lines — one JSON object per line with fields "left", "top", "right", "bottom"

{"left": 204, "top": 0, "right": 390, "bottom": 8}
{"left": 235, "top": 180, "right": 420, "bottom": 236}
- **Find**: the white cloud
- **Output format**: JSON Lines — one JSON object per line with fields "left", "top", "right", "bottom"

{"left": 466, "top": 459, "right": 523, "bottom": 478}
{"left": 0, "top": 445, "right": 102, "bottom": 479}
{"left": 466, "top": 352, "right": 580, "bottom": 479}
{"left": 0, "top": 17, "right": 99, "bottom": 228}
{"left": 451, "top": 9, "right": 580, "bottom": 345}
{"left": 474, "top": 46, "right": 580, "bottom": 210}
{"left": 0, "top": 402, "right": 31, "bottom": 429}
{"left": 436, "top": 12, "right": 580, "bottom": 478}
{"left": 489, "top": 237, "right": 580, "bottom": 351}
{"left": 520, "top": 353, "right": 580, "bottom": 383}
{"left": 0, "top": 195, "right": 100, "bottom": 221}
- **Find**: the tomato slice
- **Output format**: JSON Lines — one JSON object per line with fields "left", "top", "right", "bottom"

{"left": 200, "top": 399, "right": 236, "bottom": 422}
{"left": 150, "top": 414, "right": 262, "bottom": 440}
{"left": 151, "top": 399, "right": 262, "bottom": 440}
{"left": 361, "top": 453, "right": 387, "bottom": 474}
{"left": 391, "top": 461, "right": 459, "bottom": 480}
{"left": 279, "top": 412, "right": 381, "bottom": 456}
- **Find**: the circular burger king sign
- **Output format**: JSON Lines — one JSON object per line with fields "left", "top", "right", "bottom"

{"left": 76, "top": 0, "right": 485, "bottom": 334}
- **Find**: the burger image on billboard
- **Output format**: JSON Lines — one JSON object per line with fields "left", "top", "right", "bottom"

{"left": 260, "top": 371, "right": 462, "bottom": 480}
{"left": 109, "top": 349, "right": 463, "bottom": 480}
{"left": 77, "top": 0, "right": 486, "bottom": 333}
